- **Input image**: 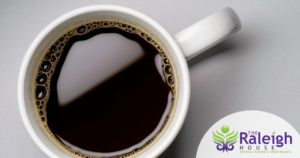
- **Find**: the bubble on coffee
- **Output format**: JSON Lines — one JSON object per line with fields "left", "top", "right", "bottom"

{"left": 50, "top": 45, "right": 56, "bottom": 54}
{"left": 35, "top": 86, "right": 47, "bottom": 100}
{"left": 50, "top": 56, "right": 56, "bottom": 62}
{"left": 77, "top": 26, "right": 86, "bottom": 33}
{"left": 36, "top": 74, "right": 47, "bottom": 84}
{"left": 45, "top": 53, "right": 51, "bottom": 60}
{"left": 165, "top": 65, "right": 172, "bottom": 74}
{"left": 164, "top": 58, "right": 169, "bottom": 64}
{"left": 33, "top": 20, "right": 176, "bottom": 158}
{"left": 168, "top": 76, "right": 175, "bottom": 85}
{"left": 41, "top": 61, "right": 51, "bottom": 72}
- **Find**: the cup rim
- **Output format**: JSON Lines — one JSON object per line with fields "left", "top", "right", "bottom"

{"left": 18, "top": 4, "right": 191, "bottom": 158}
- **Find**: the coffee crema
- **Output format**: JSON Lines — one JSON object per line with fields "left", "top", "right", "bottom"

{"left": 33, "top": 20, "right": 176, "bottom": 158}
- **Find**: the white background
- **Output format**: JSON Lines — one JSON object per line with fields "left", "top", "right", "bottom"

{"left": 1, "top": 0, "right": 300, "bottom": 158}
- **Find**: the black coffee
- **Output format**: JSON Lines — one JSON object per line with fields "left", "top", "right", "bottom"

{"left": 33, "top": 20, "right": 176, "bottom": 157}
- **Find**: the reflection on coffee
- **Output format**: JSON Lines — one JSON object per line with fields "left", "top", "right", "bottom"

{"left": 33, "top": 20, "right": 176, "bottom": 157}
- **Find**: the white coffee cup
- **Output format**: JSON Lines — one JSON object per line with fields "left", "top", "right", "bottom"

{"left": 18, "top": 4, "right": 241, "bottom": 158}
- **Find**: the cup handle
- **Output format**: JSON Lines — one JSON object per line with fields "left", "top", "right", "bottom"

{"left": 174, "top": 7, "right": 242, "bottom": 60}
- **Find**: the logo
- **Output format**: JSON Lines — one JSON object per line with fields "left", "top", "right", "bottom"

{"left": 197, "top": 111, "right": 300, "bottom": 158}
{"left": 213, "top": 125, "right": 238, "bottom": 152}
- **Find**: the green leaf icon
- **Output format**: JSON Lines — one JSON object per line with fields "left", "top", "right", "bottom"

{"left": 212, "top": 126, "right": 238, "bottom": 152}
{"left": 273, "top": 132, "right": 275, "bottom": 135}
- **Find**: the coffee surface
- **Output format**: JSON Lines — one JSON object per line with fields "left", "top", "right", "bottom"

{"left": 33, "top": 21, "right": 176, "bottom": 157}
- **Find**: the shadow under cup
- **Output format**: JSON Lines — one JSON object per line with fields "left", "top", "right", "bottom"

{"left": 18, "top": 5, "right": 190, "bottom": 158}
